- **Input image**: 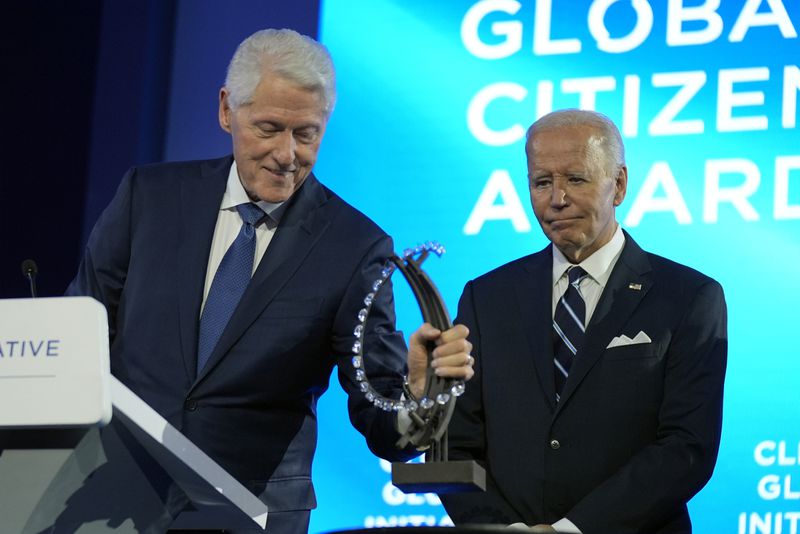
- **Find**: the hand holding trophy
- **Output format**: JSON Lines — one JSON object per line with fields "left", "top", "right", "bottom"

{"left": 350, "top": 242, "right": 486, "bottom": 494}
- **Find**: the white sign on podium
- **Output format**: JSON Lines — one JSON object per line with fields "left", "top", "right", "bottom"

{"left": 0, "top": 296, "right": 112, "bottom": 428}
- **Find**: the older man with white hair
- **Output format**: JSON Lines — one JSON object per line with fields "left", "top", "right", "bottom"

{"left": 441, "top": 109, "right": 727, "bottom": 534}
{"left": 67, "top": 29, "right": 473, "bottom": 533}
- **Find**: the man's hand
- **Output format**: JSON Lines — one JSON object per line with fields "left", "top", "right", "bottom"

{"left": 406, "top": 323, "right": 473, "bottom": 399}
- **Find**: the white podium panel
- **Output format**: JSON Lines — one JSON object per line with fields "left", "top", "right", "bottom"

{"left": 0, "top": 297, "right": 112, "bottom": 427}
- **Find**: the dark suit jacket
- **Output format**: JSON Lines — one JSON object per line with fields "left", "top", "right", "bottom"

{"left": 441, "top": 232, "right": 727, "bottom": 534}
{"left": 67, "top": 156, "right": 415, "bottom": 516}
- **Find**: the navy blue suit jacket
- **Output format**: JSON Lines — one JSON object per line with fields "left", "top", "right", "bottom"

{"left": 68, "top": 156, "right": 415, "bottom": 515}
{"left": 441, "top": 233, "right": 727, "bottom": 534}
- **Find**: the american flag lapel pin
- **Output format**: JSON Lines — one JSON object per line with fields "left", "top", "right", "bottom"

{"left": 628, "top": 282, "right": 642, "bottom": 290}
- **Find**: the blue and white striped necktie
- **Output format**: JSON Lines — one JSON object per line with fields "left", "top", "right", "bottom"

{"left": 553, "top": 266, "right": 588, "bottom": 401}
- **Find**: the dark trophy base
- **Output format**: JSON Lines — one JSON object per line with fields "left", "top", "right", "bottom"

{"left": 391, "top": 460, "right": 486, "bottom": 494}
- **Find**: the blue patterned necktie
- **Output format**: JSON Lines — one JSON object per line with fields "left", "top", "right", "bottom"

{"left": 553, "top": 266, "right": 588, "bottom": 400}
{"left": 197, "top": 203, "right": 266, "bottom": 375}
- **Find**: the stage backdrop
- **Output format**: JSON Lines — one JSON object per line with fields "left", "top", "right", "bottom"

{"left": 160, "top": 1, "right": 800, "bottom": 532}
{"left": 310, "top": 1, "right": 800, "bottom": 533}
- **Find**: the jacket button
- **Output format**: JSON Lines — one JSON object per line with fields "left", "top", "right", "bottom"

{"left": 550, "top": 439, "right": 561, "bottom": 450}
{"left": 184, "top": 398, "right": 198, "bottom": 411}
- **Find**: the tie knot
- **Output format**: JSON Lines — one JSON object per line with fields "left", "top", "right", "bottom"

{"left": 567, "top": 266, "right": 588, "bottom": 285}
{"left": 236, "top": 203, "right": 266, "bottom": 227}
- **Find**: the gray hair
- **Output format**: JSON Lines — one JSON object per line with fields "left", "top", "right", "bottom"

{"left": 224, "top": 28, "right": 336, "bottom": 114}
{"left": 526, "top": 109, "right": 625, "bottom": 179}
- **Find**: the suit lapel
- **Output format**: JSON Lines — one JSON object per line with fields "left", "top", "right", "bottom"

{"left": 177, "top": 157, "right": 232, "bottom": 380}
{"left": 556, "top": 231, "right": 653, "bottom": 410}
{"left": 192, "top": 174, "right": 332, "bottom": 385}
{"left": 516, "top": 247, "right": 558, "bottom": 412}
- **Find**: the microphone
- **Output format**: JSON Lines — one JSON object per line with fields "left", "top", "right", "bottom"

{"left": 21, "top": 259, "right": 38, "bottom": 298}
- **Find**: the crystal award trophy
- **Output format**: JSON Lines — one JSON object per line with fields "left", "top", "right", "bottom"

{"left": 349, "top": 242, "right": 485, "bottom": 494}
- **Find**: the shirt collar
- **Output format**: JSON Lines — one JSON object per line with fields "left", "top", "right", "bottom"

{"left": 552, "top": 224, "right": 625, "bottom": 287}
{"left": 222, "top": 161, "right": 286, "bottom": 223}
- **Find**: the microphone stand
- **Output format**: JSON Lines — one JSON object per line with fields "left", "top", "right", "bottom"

{"left": 21, "top": 259, "right": 38, "bottom": 298}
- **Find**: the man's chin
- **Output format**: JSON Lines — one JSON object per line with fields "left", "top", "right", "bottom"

{"left": 247, "top": 184, "right": 296, "bottom": 203}
{"left": 546, "top": 229, "right": 575, "bottom": 248}
{"left": 258, "top": 192, "right": 292, "bottom": 203}
{"left": 548, "top": 234, "right": 582, "bottom": 258}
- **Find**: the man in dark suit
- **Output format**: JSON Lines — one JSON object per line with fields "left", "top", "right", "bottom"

{"left": 66, "top": 29, "right": 473, "bottom": 533}
{"left": 441, "top": 109, "right": 727, "bottom": 534}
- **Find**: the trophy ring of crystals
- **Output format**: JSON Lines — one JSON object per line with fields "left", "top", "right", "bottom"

{"left": 350, "top": 241, "right": 465, "bottom": 450}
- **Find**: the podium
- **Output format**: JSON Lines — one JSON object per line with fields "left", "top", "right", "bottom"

{"left": 0, "top": 297, "right": 268, "bottom": 533}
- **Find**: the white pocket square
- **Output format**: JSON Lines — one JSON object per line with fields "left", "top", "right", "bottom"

{"left": 606, "top": 331, "right": 652, "bottom": 349}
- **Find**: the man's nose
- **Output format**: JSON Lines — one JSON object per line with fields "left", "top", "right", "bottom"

{"left": 550, "top": 182, "right": 568, "bottom": 207}
{"left": 272, "top": 131, "right": 296, "bottom": 166}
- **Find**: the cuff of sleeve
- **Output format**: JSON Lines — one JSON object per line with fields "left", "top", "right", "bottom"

{"left": 552, "top": 518, "right": 581, "bottom": 533}
{"left": 396, "top": 393, "right": 412, "bottom": 434}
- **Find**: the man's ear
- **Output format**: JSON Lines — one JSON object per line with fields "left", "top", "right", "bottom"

{"left": 219, "top": 88, "right": 233, "bottom": 133}
{"left": 613, "top": 165, "right": 628, "bottom": 207}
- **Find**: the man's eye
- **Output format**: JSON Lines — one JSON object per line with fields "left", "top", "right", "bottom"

{"left": 532, "top": 178, "right": 551, "bottom": 189}
{"left": 295, "top": 130, "right": 317, "bottom": 143}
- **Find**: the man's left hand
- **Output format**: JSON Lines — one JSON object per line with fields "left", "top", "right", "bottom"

{"left": 407, "top": 323, "right": 473, "bottom": 399}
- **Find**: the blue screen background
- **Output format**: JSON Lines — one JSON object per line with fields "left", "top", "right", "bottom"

{"left": 307, "top": 1, "right": 800, "bottom": 532}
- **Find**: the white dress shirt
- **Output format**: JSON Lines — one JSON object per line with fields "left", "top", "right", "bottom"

{"left": 551, "top": 225, "right": 626, "bottom": 323}
{"left": 201, "top": 161, "right": 285, "bottom": 314}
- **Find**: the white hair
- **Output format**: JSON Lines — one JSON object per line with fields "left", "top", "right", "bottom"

{"left": 526, "top": 109, "right": 625, "bottom": 179}
{"left": 224, "top": 28, "right": 336, "bottom": 114}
